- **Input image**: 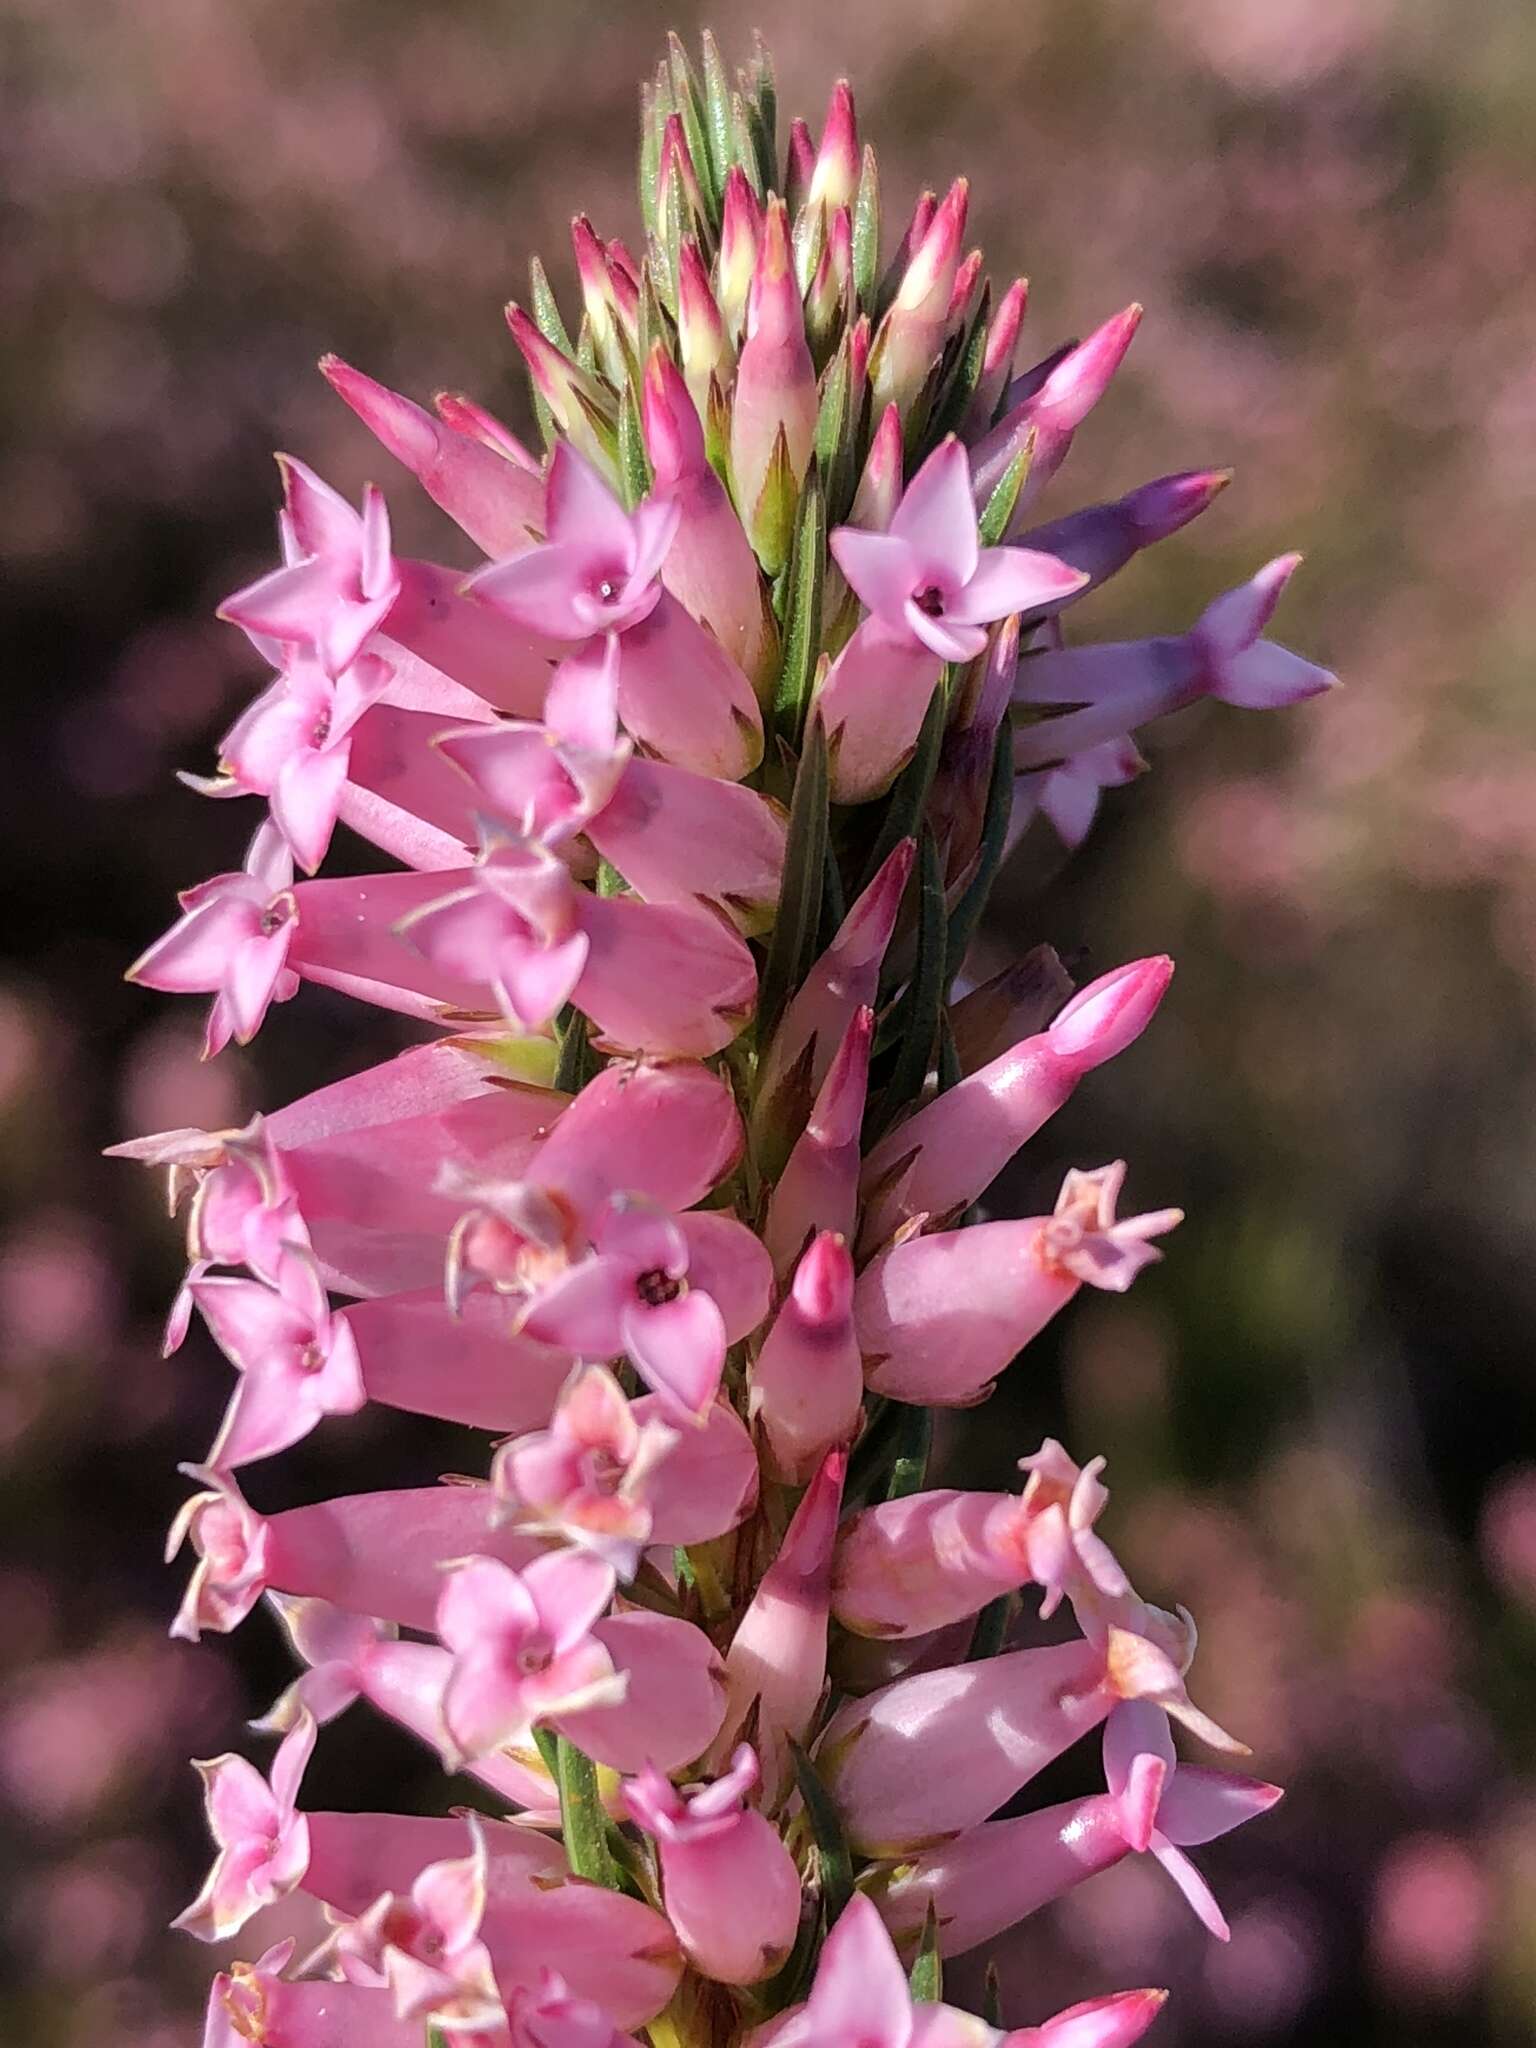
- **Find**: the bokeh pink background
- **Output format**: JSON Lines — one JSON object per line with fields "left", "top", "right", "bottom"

{"left": 3, "top": 1, "right": 1535, "bottom": 2042}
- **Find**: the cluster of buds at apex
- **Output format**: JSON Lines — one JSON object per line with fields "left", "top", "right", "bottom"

{"left": 110, "top": 31, "right": 1333, "bottom": 2048}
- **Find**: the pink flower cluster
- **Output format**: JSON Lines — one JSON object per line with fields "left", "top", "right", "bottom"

{"left": 113, "top": 36, "right": 1328, "bottom": 2048}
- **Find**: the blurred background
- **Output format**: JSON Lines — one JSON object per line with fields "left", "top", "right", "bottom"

{"left": 3, "top": 0, "right": 1535, "bottom": 2042}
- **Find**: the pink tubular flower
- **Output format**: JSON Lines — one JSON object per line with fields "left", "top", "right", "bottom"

{"left": 517, "top": 1194, "right": 760, "bottom": 1425}
{"left": 857, "top": 1163, "right": 1183, "bottom": 1405}
{"left": 166, "top": 1464, "right": 546, "bottom": 1640}
{"left": 506, "top": 1970, "right": 644, "bottom": 2048}
{"left": 621, "top": 1746, "right": 802, "bottom": 1984}
{"left": 191, "top": 652, "right": 395, "bottom": 873}
{"left": 202, "top": 1943, "right": 425, "bottom": 2048}
{"left": 771, "top": 1893, "right": 1166, "bottom": 2048}
{"left": 714, "top": 1448, "right": 845, "bottom": 1806}
{"left": 491, "top": 1363, "right": 679, "bottom": 1571}
{"left": 876, "top": 1700, "right": 1283, "bottom": 1958}
{"left": 818, "top": 439, "right": 1084, "bottom": 804}
{"left": 128, "top": 820, "right": 299, "bottom": 1058}
{"left": 220, "top": 457, "right": 401, "bottom": 677}
{"left": 333, "top": 1819, "right": 506, "bottom": 2032}
{"left": 466, "top": 442, "right": 678, "bottom": 640}
{"left": 192, "top": 1248, "right": 365, "bottom": 1468}
{"left": 831, "top": 438, "right": 1085, "bottom": 667}
{"left": 173, "top": 1714, "right": 315, "bottom": 1941}
{"left": 320, "top": 353, "right": 544, "bottom": 561}
{"left": 830, "top": 1438, "right": 1129, "bottom": 1642}
{"left": 750, "top": 1233, "right": 863, "bottom": 1483}
{"left": 436, "top": 1550, "right": 624, "bottom": 1767}
{"left": 860, "top": 957, "right": 1175, "bottom": 1247}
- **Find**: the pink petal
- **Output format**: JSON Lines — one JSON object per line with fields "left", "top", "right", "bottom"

{"left": 497, "top": 929, "right": 589, "bottom": 1032}
{"left": 946, "top": 545, "right": 1087, "bottom": 626}
{"left": 525, "top": 1549, "right": 618, "bottom": 1652}
{"left": 805, "top": 1894, "right": 912, "bottom": 2048}
{"left": 592, "top": 1197, "right": 688, "bottom": 1277}
{"left": 900, "top": 597, "right": 986, "bottom": 664}
{"left": 1102, "top": 1700, "right": 1176, "bottom": 1801}
{"left": 545, "top": 442, "right": 638, "bottom": 560}
{"left": 220, "top": 557, "right": 347, "bottom": 650}
{"left": 468, "top": 543, "right": 604, "bottom": 642}
{"left": 191, "top": 1275, "right": 311, "bottom": 1372}
{"left": 1149, "top": 1835, "right": 1229, "bottom": 1939}
{"left": 828, "top": 527, "right": 920, "bottom": 630}
{"left": 206, "top": 1366, "right": 328, "bottom": 1469}
{"left": 1156, "top": 1765, "right": 1284, "bottom": 1848}
{"left": 273, "top": 745, "right": 349, "bottom": 874}
{"left": 544, "top": 634, "right": 622, "bottom": 755}
{"left": 621, "top": 1289, "right": 726, "bottom": 1424}
{"left": 129, "top": 896, "right": 259, "bottom": 996}
{"left": 889, "top": 438, "right": 979, "bottom": 587}
{"left": 626, "top": 495, "right": 683, "bottom": 591}
{"left": 437, "top": 1556, "right": 542, "bottom": 1656}
{"left": 268, "top": 1713, "right": 318, "bottom": 1815}
{"left": 359, "top": 484, "right": 394, "bottom": 602}
{"left": 675, "top": 1211, "right": 772, "bottom": 1344}
{"left": 520, "top": 1256, "right": 633, "bottom": 1359}
{"left": 203, "top": 1753, "right": 280, "bottom": 1847}
{"left": 224, "top": 920, "right": 292, "bottom": 1042}
{"left": 281, "top": 457, "right": 363, "bottom": 560}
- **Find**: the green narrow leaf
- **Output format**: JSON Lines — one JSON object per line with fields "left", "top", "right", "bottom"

{"left": 667, "top": 33, "right": 717, "bottom": 226}
{"left": 852, "top": 145, "right": 881, "bottom": 312}
{"left": 771, "top": 465, "right": 826, "bottom": 748}
{"left": 787, "top": 1738, "right": 853, "bottom": 1926}
{"left": 844, "top": 1392, "right": 900, "bottom": 1504}
{"left": 554, "top": 1007, "right": 601, "bottom": 1095}
{"left": 814, "top": 335, "right": 861, "bottom": 527}
{"left": 597, "top": 856, "right": 627, "bottom": 898}
{"left": 923, "top": 281, "right": 992, "bottom": 451}
{"left": 817, "top": 834, "right": 847, "bottom": 953}
{"left": 936, "top": 1007, "right": 963, "bottom": 1093}
{"left": 885, "top": 1402, "right": 932, "bottom": 1501}
{"left": 967, "top": 1591, "right": 1015, "bottom": 1661}
{"left": 867, "top": 828, "right": 945, "bottom": 1141}
{"left": 755, "top": 718, "right": 829, "bottom": 1049}
{"left": 749, "top": 426, "right": 800, "bottom": 580}
{"left": 858, "top": 681, "right": 948, "bottom": 897}
{"left": 983, "top": 1961, "right": 1003, "bottom": 2029}
{"left": 732, "top": 92, "right": 766, "bottom": 201}
{"left": 944, "top": 718, "right": 1014, "bottom": 981}
{"left": 907, "top": 1901, "right": 943, "bottom": 2003}
{"left": 700, "top": 31, "right": 735, "bottom": 195}
{"left": 529, "top": 257, "right": 574, "bottom": 357}
{"left": 616, "top": 383, "right": 652, "bottom": 509}
{"left": 638, "top": 82, "right": 661, "bottom": 237}
{"left": 551, "top": 1733, "right": 624, "bottom": 1887}
{"left": 977, "top": 435, "right": 1035, "bottom": 547}
{"left": 746, "top": 32, "right": 777, "bottom": 188}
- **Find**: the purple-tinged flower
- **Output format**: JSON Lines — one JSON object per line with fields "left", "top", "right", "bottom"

{"left": 128, "top": 820, "right": 299, "bottom": 1058}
